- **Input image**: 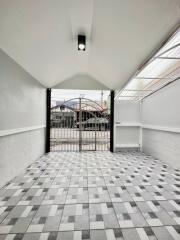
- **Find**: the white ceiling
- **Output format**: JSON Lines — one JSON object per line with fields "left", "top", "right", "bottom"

{"left": 0, "top": 0, "right": 179, "bottom": 89}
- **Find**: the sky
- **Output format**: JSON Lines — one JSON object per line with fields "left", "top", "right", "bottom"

{"left": 51, "top": 89, "right": 110, "bottom": 102}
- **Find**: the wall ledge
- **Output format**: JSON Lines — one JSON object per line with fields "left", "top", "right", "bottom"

{"left": 115, "top": 143, "right": 140, "bottom": 148}
{"left": 0, "top": 125, "right": 46, "bottom": 137}
{"left": 142, "top": 124, "right": 180, "bottom": 134}
{"left": 115, "top": 122, "right": 141, "bottom": 127}
{"left": 115, "top": 122, "right": 180, "bottom": 134}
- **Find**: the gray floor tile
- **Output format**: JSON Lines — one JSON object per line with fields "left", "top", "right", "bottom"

{"left": 0, "top": 151, "right": 180, "bottom": 240}
{"left": 91, "top": 230, "right": 107, "bottom": 240}
{"left": 10, "top": 217, "right": 32, "bottom": 233}
{"left": 152, "top": 226, "right": 175, "bottom": 240}
{"left": 43, "top": 216, "right": 61, "bottom": 232}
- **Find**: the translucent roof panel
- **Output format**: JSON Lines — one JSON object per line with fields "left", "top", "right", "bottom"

{"left": 117, "top": 96, "right": 137, "bottom": 101}
{"left": 124, "top": 78, "right": 154, "bottom": 90}
{"left": 138, "top": 58, "right": 178, "bottom": 78}
{"left": 159, "top": 45, "right": 180, "bottom": 58}
{"left": 115, "top": 27, "right": 180, "bottom": 101}
{"left": 156, "top": 29, "right": 180, "bottom": 57}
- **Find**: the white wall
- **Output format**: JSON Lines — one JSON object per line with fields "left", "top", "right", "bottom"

{"left": 142, "top": 80, "right": 180, "bottom": 168}
{"left": 0, "top": 49, "right": 46, "bottom": 187}
{"left": 54, "top": 74, "right": 110, "bottom": 90}
{"left": 114, "top": 101, "right": 141, "bottom": 150}
{"left": 115, "top": 101, "right": 140, "bottom": 123}
{"left": 142, "top": 81, "right": 180, "bottom": 128}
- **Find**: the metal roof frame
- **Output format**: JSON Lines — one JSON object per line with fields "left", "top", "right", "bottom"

{"left": 115, "top": 26, "right": 180, "bottom": 102}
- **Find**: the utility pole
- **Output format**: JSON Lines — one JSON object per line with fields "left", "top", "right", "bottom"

{"left": 101, "top": 90, "right": 103, "bottom": 106}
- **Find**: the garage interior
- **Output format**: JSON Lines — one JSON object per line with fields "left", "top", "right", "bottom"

{"left": 0, "top": 1, "right": 180, "bottom": 239}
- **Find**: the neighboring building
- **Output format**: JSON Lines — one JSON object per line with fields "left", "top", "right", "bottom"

{"left": 51, "top": 98, "right": 110, "bottom": 128}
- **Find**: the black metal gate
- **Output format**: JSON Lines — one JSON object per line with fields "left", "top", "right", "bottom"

{"left": 50, "top": 98, "right": 110, "bottom": 151}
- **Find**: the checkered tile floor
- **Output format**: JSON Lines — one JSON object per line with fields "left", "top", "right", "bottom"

{"left": 0, "top": 151, "right": 180, "bottom": 240}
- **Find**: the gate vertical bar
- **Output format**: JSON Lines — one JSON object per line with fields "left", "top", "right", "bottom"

{"left": 79, "top": 98, "right": 82, "bottom": 152}
{"left": 110, "top": 91, "right": 114, "bottom": 152}
{"left": 46, "top": 88, "right": 51, "bottom": 153}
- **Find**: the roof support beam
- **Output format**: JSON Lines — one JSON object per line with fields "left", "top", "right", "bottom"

{"left": 135, "top": 77, "right": 171, "bottom": 80}
{"left": 155, "top": 56, "right": 180, "bottom": 60}
{"left": 123, "top": 89, "right": 153, "bottom": 92}
{"left": 155, "top": 43, "right": 180, "bottom": 58}
{"left": 118, "top": 95, "right": 143, "bottom": 98}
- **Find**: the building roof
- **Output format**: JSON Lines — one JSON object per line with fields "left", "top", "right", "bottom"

{"left": 0, "top": 0, "right": 179, "bottom": 90}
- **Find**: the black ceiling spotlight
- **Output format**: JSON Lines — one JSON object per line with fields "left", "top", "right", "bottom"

{"left": 78, "top": 35, "right": 86, "bottom": 51}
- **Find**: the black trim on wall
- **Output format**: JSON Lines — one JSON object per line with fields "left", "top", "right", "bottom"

{"left": 110, "top": 91, "right": 114, "bottom": 152}
{"left": 46, "top": 88, "right": 51, "bottom": 153}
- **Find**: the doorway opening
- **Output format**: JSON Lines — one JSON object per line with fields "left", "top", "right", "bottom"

{"left": 50, "top": 89, "right": 111, "bottom": 151}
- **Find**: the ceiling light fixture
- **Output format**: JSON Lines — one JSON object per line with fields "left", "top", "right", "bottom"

{"left": 78, "top": 35, "right": 86, "bottom": 51}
